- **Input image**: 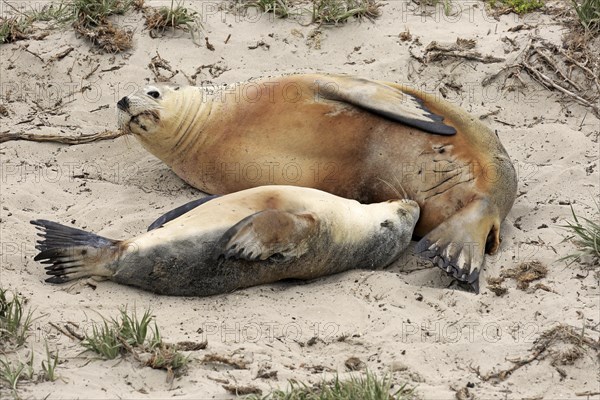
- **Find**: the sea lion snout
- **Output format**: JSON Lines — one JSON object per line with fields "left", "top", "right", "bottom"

{"left": 117, "top": 96, "right": 129, "bottom": 111}
{"left": 391, "top": 199, "right": 420, "bottom": 225}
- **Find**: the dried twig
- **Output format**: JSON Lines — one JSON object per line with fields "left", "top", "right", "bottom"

{"left": 482, "top": 37, "right": 600, "bottom": 117}
{"left": 522, "top": 61, "right": 599, "bottom": 116}
{"left": 49, "top": 322, "right": 79, "bottom": 341}
{"left": 0, "top": 130, "right": 126, "bottom": 144}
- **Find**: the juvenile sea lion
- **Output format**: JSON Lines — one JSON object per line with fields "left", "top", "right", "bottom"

{"left": 31, "top": 186, "right": 419, "bottom": 297}
{"left": 117, "top": 74, "right": 518, "bottom": 292}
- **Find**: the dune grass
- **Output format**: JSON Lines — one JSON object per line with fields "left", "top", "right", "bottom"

{"left": 144, "top": 0, "right": 201, "bottom": 30}
{"left": 81, "top": 307, "right": 189, "bottom": 376}
{"left": 312, "top": 0, "right": 381, "bottom": 24}
{"left": 559, "top": 204, "right": 600, "bottom": 266}
{"left": 0, "top": 288, "right": 35, "bottom": 348}
{"left": 247, "top": 0, "right": 291, "bottom": 18}
{"left": 71, "top": 0, "right": 134, "bottom": 25}
{"left": 0, "top": 288, "right": 58, "bottom": 397}
{"left": 40, "top": 342, "right": 59, "bottom": 382}
{"left": 82, "top": 307, "right": 160, "bottom": 359}
{"left": 247, "top": 371, "right": 413, "bottom": 399}
{"left": 0, "top": 0, "right": 136, "bottom": 50}
{"left": 487, "top": 0, "right": 544, "bottom": 14}
{"left": 0, "top": 16, "right": 34, "bottom": 44}
{"left": 572, "top": 0, "right": 600, "bottom": 33}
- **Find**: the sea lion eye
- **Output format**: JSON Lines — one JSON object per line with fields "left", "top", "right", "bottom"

{"left": 148, "top": 90, "right": 160, "bottom": 99}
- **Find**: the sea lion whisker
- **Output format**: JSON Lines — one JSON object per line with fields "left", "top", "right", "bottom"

{"left": 377, "top": 177, "right": 403, "bottom": 200}
{"left": 392, "top": 176, "right": 410, "bottom": 200}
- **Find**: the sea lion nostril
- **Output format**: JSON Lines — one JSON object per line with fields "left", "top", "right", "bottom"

{"left": 117, "top": 97, "right": 129, "bottom": 111}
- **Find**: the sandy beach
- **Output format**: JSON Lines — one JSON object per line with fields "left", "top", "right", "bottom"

{"left": 1, "top": 0, "right": 599, "bottom": 398}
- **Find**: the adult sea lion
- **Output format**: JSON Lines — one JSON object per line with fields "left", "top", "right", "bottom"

{"left": 31, "top": 186, "right": 420, "bottom": 297}
{"left": 117, "top": 74, "right": 518, "bottom": 292}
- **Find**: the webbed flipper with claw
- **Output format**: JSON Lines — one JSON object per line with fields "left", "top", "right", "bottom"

{"left": 415, "top": 198, "right": 501, "bottom": 293}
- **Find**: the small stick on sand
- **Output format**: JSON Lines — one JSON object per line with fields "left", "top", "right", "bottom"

{"left": 49, "top": 322, "right": 80, "bottom": 341}
{"left": 522, "top": 61, "right": 600, "bottom": 117}
{"left": 0, "top": 130, "right": 126, "bottom": 144}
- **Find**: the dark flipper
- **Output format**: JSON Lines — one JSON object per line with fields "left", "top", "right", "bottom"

{"left": 217, "top": 210, "right": 319, "bottom": 262}
{"left": 147, "top": 195, "right": 220, "bottom": 231}
{"left": 414, "top": 199, "right": 500, "bottom": 293}
{"left": 31, "top": 220, "right": 119, "bottom": 283}
{"left": 314, "top": 75, "right": 457, "bottom": 135}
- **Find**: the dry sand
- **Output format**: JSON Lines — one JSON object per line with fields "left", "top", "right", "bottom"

{"left": 1, "top": 0, "right": 599, "bottom": 398}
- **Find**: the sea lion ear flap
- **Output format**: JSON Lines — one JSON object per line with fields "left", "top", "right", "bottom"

{"left": 314, "top": 75, "right": 456, "bottom": 135}
{"left": 217, "top": 210, "right": 319, "bottom": 262}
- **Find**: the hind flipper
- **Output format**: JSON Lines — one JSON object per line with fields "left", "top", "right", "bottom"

{"left": 31, "top": 220, "right": 120, "bottom": 283}
{"left": 415, "top": 199, "right": 501, "bottom": 293}
{"left": 218, "top": 210, "right": 319, "bottom": 262}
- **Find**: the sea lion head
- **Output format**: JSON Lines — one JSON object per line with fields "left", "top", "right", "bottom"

{"left": 116, "top": 84, "right": 190, "bottom": 137}
{"left": 388, "top": 198, "right": 420, "bottom": 232}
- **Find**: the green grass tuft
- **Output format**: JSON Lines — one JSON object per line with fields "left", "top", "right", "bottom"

{"left": 0, "top": 16, "right": 33, "bottom": 44}
{"left": 0, "top": 357, "right": 27, "bottom": 392}
{"left": 71, "top": 0, "right": 134, "bottom": 26}
{"left": 487, "top": 0, "right": 544, "bottom": 14}
{"left": 81, "top": 307, "right": 188, "bottom": 374}
{"left": 115, "top": 307, "right": 154, "bottom": 347}
{"left": 0, "top": 352, "right": 34, "bottom": 395}
{"left": 559, "top": 203, "right": 600, "bottom": 265}
{"left": 312, "top": 0, "right": 382, "bottom": 24}
{"left": 81, "top": 320, "right": 122, "bottom": 359}
{"left": 41, "top": 342, "right": 59, "bottom": 382}
{"left": 144, "top": 0, "right": 202, "bottom": 43}
{"left": 572, "top": 0, "right": 600, "bottom": 33}
{"left": 28, "top": 1, "right": 75, "bottom": 25}
{"left": 247, "top": 0, "right": 290, "bottom": 18}
{"left": 0, "top": 289, "right": 35, "bottom": 348}
{"left": 248, "top": 371, "right": 413, "bottom": 399}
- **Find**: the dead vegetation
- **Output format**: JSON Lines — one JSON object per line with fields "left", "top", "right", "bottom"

{"left": 0, "top": 0, "right": 201, "bottom": 51}
{"left": 470, "top": 324, "right": 600, "bottom": 383}
{"left": 424, "top": 38, "right": 505, "bottom": 64}
{"left": 501, "top": 260, "right": 548, "bottom": 290}
{"left": 202, "top": 353, "right": 250, "bottom": 369}
{"left": 483, "top": 35, "right": 600, "bottom": 118}
{"left": 233, "top": 0, "right": 383, "bottom": 25}
{"left": 78, "top": 307, "right": 195, "bottom": 383}
{"left": 560, "top": 204, "right": 600, "bottom": 267}
{"left": 0, "top": 129, "right": 126, "bottom": 144}
{"left": 311, "top": 0, "right": 382, "bottom": 25}
{"left": 487, "top": 260, "right": 553, "bottom": 295}
{"left": 486, "top": 276, "right": 508, "bottom": 296}
{"left": 71, "top": 0, "right": 135, "bottom": 52}
{"left": 141, "top": 0, "right": 202, "bottom": 43}
{"left": 222, "top": 383, "right": 263, "bottom": 395}
{"left": 0, "top": 16, "right": 33, "bottom": 44}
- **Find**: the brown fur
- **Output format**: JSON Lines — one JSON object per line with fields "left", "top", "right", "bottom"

{"left": 120, "top": 74, "right": 518, "bottom": 290}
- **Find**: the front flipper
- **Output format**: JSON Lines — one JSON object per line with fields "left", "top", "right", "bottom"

{"left": 415, "top": 199, "right": 501, "bottom": 293}
{"left": 218, "top": 210, "right": 319, "bottom": 262}
{"left": 314, "top": 75, "right": 456, "bottom": 135}
{"left": 148, "top": 195, "right": 219, "bottom": 231}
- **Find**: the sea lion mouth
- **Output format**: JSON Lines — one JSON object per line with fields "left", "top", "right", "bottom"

{"left": 127, "top": 110, "right": 160, "bottom": 134}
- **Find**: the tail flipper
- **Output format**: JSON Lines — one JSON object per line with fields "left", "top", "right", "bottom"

{"left": 415, "top": 199, "right": 500, "bottom": 294}
{"left": 31, "top": 220, "right": 120, "bottom": 284}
